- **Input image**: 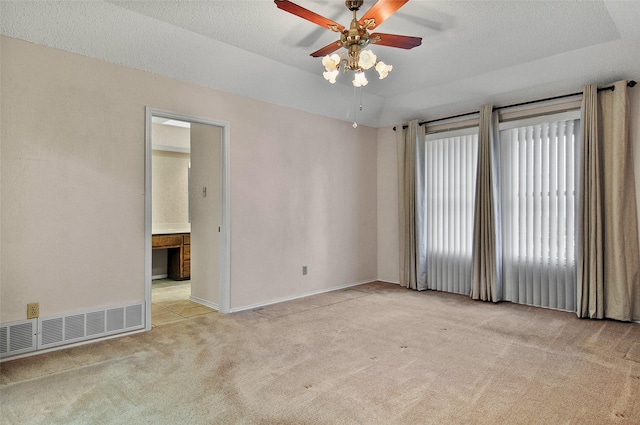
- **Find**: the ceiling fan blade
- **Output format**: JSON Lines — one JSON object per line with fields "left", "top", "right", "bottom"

{"left": 358, "top": 0, "right": 409, "bottom": 30}
{"left": 274, "top": 0, "right": 345, "bottom": 32}
{"left": 370, "top": 33, "right": 422, "bottom": 49}
{"left": 310, "top": 41, "right": 342, "bottom": 58}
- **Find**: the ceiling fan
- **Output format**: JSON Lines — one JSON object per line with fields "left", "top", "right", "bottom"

{"left": 274, "top": 0, "right": 422, "bottom": 87}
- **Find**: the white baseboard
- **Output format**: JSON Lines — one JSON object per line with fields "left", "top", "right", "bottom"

{"left": 152, "top": 274, "right": 169, "bottom": 280}
{"left": 189, "top": 295, "right": 219, "bottom": 311}
{"left": 378, "top": 279, "right": 400, "bottom": 285}
{"left": 229, "top": 279, "right": 377, "bottom": 313}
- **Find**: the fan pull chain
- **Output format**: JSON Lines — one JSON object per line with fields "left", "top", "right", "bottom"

{"left": 353, "top": 87, "right": 363, "bottom": 128}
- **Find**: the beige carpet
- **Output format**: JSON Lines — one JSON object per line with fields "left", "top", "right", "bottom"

{"left": 1, "top": 282, "right": 640, "bottom": 424}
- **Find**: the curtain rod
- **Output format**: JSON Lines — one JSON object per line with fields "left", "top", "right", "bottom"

{"left": 392, "top": 80, "right": 637, "bottom": 131}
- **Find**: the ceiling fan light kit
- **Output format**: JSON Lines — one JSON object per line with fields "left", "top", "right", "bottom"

{"left": 275, "top": 0, "right": 420, "bottom": 88}
{"left": 321, "top": 49, "right": 392, "bottom": 87}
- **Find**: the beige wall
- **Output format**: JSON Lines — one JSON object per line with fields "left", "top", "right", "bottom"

{"left": 151, "top": 150, "right": 190, "bottom": 228}
{"left": 0, "top": 36, "right": 378, "bottom": 322}
{"left": 152, "top": 123, "right": 190, "bottom": 151}
{"left": 376, "top": 126, "right": 399, "bottom": 283}
{"left": 631, "top": 87, "right": 640, "bottom": 321}
{"left": 631, "top": 87, "right": 640, "bottom": 257}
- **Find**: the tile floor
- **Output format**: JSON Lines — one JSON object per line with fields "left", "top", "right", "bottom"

{"left": 151, "top": 279, "right": 217, "bottom": 326}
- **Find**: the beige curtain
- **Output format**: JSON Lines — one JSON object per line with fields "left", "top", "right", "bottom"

{"left": 396, "top": 120, "right": 427, "bottom": 290}
{"left": 578, "top": 81, "right": 640, "bottom": 321}
{"left": 471, "top": 105, "right": 502, "bottom": 301}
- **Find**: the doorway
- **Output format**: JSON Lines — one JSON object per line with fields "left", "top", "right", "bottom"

{"left": 144, "top": 108, "right": 230, "bottom": 331}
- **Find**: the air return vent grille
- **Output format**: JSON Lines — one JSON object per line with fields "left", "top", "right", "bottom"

{"left": 126, "top": 304, "right": 143, "bottom": 327}
{"left": 106, "top": 307, "right": 125, "bottom": 332}
{"left": 41, "top": 318, "right": 63, "bottom": 346}
{"left": 65, "top": 314, "right": 85, "bottom": 341}
{"left": 1, "top": 303, "right": 145, "bottom": 360}
{"left": 87, "top": 311, "right": 105, "bottom": 336}
{"left": 38, "top": 303, "right": 145, "bottom": 350}
{"left": 0, "top": 319, "right": 37, "bottom": 358}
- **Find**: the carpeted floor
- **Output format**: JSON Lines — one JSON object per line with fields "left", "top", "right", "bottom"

{"left": 1, "top": 281, "right": 639, "bottom": 424}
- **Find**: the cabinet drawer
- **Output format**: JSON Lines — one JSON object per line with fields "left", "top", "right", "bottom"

{"left": 183, "top": 245, "right": 191, "bottom": 260}
{"left": 183, "top": 260, "right": 191, "bottom": 277}
{"left": 183, "top": 234, "right": 190, "bottom": 244}
{"left": 152, "top": 235, "right": 183, "bottom": 248}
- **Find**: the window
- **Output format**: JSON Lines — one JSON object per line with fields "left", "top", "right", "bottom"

{"left": 499, "top": 112, "right": 580, "bottom": 310}
{"left": 424, "top": 128, "right": 478, "bottom": 295}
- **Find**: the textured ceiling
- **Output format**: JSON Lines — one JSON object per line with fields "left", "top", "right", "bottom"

{"left": 1, "top": 1, "right": 640, "bottom": 127}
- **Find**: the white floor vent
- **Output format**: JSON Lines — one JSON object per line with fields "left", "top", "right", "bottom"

{"left": 0, "top": 319, "right": 38, "bottom": 359}
{"left": 38, "top": 302, "right": 145, "bottom": 350}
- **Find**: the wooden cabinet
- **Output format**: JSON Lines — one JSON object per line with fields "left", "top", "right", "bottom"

{"left": 181, "top": 234, "right": 190, "bottom": 279}
{"left": 152, "top": 233, "right": 190, "bottom": 280}
{"left": 152, "top": 234, "right": 182, "bottom": 249}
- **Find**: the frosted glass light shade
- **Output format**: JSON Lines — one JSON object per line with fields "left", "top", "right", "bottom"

{"left": 375, "top": 61, "right": 393, "bottom": 79}
{"left": 353, "top": 71, "right": 368, "bottom": 87}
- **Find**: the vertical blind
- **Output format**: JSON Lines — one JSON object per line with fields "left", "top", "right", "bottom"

{"left": 425, "top": 130, "right": 478, "bottom": 295}
{"left": 499, "top": 113, "right": 580, "bottom": 311}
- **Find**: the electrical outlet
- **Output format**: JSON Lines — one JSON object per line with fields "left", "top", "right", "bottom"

{"left": 302, "top": 266, "right": 308, "bottom": 275}
{"left": 27, "top": 303, "right": 39, "bottom": 319}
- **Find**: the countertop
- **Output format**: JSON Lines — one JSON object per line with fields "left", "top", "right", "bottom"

{"left": 152, "top": 224, "right": 191, "bottom": 235}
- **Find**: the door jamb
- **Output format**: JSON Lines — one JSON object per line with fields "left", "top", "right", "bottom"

{"left": 144, "top": 107, "right": 231, "bottom": 330}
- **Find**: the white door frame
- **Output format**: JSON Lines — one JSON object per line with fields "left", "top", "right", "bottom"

{"left": 144, "top": 107, "right": 231, "bottom": 330}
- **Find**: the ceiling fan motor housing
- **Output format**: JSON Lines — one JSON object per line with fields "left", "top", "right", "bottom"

{"left": 341, "top": 19, "right": 370, "bottom": 48}
{"left": 340, "top": 20, "right": 370, "bottom": 71}
{"left": 345, "top": 0, "right": 364, "bottom": 11}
